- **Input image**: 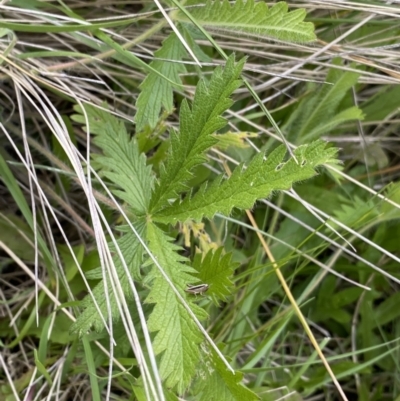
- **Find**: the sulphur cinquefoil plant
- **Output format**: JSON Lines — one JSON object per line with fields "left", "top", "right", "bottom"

{"left": 71, "top": 55, "right": 339, "bottom": 398}
{"left": 6, "top": 0, "right": 400, "bottom": 400}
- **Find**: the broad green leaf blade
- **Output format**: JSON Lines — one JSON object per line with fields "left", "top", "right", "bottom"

{"left": 0, "top": 151, "right": 54, "bottom": 268}
{"left": 176, "top": 0, "right": 316, "bottom": 42}
{"left": 0, "top": 214, "right": 36, "bottom": 261}
{"left": 362, "top": 85, "right": 400, "bottom": 121}
{"left": 95, "top": 29, "right": 185, "bottom": 90}
{"left": 374, "top": 291, "right": 400, "bottom": 327}
{"left": 82, "top": 335, "right": 102, "bottom": 401}
{"left": 297, "top": 63, "right": 360, "bottom": 138}
{"left": 153, "top": 140, "right": 340, "bottom": 223}
{"left": 145, "top": 223, "right": 208, "bottom": 392}
{"left": 304, "top": 106, "right": 364, "bottom": 141}
{"left": 193, "top": 248, "right": 236, "bottom": 304}
{"left": 34, "top": 349, "right": 53, "bottom": 385}
{"left": 71, "top": 225, "right": 145, "bottom": 334}
{"left": 135, "top": 33, "right": 186, "bottom": 132}
{"left": 284, "top": 60, "right": 362, "bottom": 143}
{"left": 71, "top": 104, "right": 153, "bottom": 215}
{"left": 149, "top": 55, "right": 245, "bottom": 213}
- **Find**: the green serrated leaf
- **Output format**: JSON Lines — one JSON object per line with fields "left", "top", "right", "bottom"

{"left": 381, "top": 182, "right": 400, "bottom": 218}
{"left": 193, "top": 347, "right": 259, "bottom": 401}
{"left": 154, "top": 140, "right": 340, "bottom": 223}
{"left": 71, "top": 224, "right": 146, "bottom": 334}
{"left": 135, "top": 24, "right": 212, "bottom": 132}
{"left": 145, "top": 223, "right": 208, "bottom": 392}
{"left": 193, "top": 248, "right": 236, "bottom": 304}
{"left": 71, "top": 104, "right": 153, "bottom": 215}
{"left": 149, "top": 55, "right": 246, "bottom": 213}
{"left": 135, "top": 33, "right": 186, "bottom": 131}
{"left": 176, "top": 0, "right": 316, "bottom": 43}
{"left": 333, "top": 196, "right": 379, "bottom": 230}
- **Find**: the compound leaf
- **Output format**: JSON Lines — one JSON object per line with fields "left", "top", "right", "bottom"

{"left": 176, "top": 0, "right": 316, "bottom": 42}
{"left": 154, "top": 140, "right": 339, "bottom": 223}
{"left": 145, "top": 223, "right": 208, "bottom": 392}
{"left": 150, "top": 55, "right": 245, "bottom": 213}
{"left": 72, "top": 104, "right": 153, "bottom": 216}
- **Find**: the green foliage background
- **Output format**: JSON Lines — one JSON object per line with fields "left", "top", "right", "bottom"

{"left": 0, "top": 1, "right": 400, "bottom": 401}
